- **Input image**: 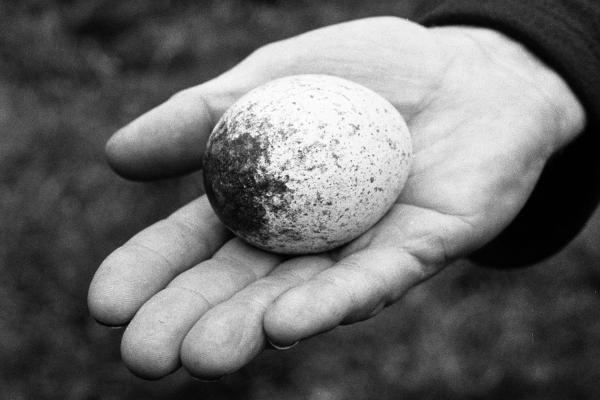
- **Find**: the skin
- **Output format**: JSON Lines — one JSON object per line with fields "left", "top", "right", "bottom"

{"left": 87, "top": 17, "right": 585, "bottom": 380}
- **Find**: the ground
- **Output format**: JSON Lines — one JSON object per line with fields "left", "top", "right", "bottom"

{"left": 1, "top": 1, "right": 600, "bottom": 399}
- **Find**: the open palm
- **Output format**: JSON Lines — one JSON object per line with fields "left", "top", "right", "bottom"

{"left": 88, "top": 17, "right": 584, "bottom": 379}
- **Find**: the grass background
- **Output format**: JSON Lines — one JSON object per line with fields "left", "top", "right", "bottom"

{"left": 2, "top": 0, "right": 600, "bottom": 399}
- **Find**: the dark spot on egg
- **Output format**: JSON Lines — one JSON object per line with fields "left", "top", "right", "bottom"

{"left": 203, "top": 120, "right": 292, "bottom": 244}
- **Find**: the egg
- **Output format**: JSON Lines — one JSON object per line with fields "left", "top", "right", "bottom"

{"left": 203, "top": 74, "right": 412, "bottom": 254}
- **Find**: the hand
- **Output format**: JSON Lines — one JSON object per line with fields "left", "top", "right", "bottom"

{"left": 88, "top": 17, "right": 585, "bottom": 380}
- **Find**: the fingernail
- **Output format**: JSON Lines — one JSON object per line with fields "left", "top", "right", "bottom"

{"left": 267, "top": 338, "right": 299, "bottom": 351}
{"left": 190, "top": 375, "right": 223, "bottom": 382}
{"left": 106, "top": 325, "right": 124, "bottom": 330}
{"left": 93, "top": 318, "right": 124, "bottom": 329}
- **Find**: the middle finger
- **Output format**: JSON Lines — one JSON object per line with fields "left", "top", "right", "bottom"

{"left": 180, "top": 254, "right": 334, "bottom": 379}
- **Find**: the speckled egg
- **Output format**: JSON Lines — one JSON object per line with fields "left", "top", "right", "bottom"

{"left": 203, "top": 74, "right": 412, "bottom": 254}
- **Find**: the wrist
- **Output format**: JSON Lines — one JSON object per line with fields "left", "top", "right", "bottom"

{"left": 431, "top": 26, "right": 586, "bottom": 156}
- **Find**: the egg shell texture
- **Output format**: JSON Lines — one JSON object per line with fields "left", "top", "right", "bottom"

{"left": 203, "top": 74, "right": 412, "bottom": 254}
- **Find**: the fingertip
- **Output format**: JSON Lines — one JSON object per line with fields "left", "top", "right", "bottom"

{"left": 181, "top": 307, "right": 263, "bottom": 379}
{"left": 104, "top": 123, "right": 184, "bottom": 181}
{"left": 266, "top": 337, "right": 299, "bottom": 351}
{"left": 120, "top": 286, "right": 218, "bottom": 379}
{"left": 118, "top": 289, "right": 205, "bottom": 380}
{"left": 88, "top": 270, "right": 136, "bottom": 327}
{"left": 104, "top": 129, "right": 149, "bottom": 181}
{"left": 264, "top": 287, "right": 329, "bottom": 347}
{"left": 87, "top": 247, "right": 168, "bottom": 326}
{"left": 87, "top": 294, "right": 130, "bottom": 328}
{"left": 104, "top": 90, "right": 216, "bottom": 180}
{"left": 180, "top": 328, "right": 235, "bottom": 380}
{"left": 181, "top": 348, "right": 229, "bottom": 382}
{"left": 120, "top": 346, "right": 172, "bottom": 381}
{"left": 120, "top": 325, "right": 180, "bottom": 380}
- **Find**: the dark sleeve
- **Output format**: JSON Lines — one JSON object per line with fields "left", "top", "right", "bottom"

{"left": 413, "top": 0, "right": 600, "bottom": 268}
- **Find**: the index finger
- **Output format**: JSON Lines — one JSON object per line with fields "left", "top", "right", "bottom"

{"left": 87, "top": 196, "right": 231, "bottom": 326}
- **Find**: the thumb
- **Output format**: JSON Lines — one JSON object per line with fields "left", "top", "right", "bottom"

{"left": 105, "top": 49, "right": 279, "bottom": 180}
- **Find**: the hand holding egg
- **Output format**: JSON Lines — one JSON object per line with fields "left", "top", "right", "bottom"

{"left": 88, "top": 17, "right": 577, "bottom": 381}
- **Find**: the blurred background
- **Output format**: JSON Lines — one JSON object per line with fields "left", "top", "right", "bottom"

{"left": 2, "top": 0, "right": 600, "bottom": 399}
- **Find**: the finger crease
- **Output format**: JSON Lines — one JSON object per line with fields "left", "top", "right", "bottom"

{"left": 316, "top": 275, "right": 361, "bottom": 314}
{"left": 241, "top": 296, "right": 269, "bottom": 313}
{"left": 338, "top": 261, "right": 391, "bottom": 308}
{"left": 213, "top": 255, "right": 261, "bottom": 282}
{"left": 167, "top": 217, "right": 213, "bottom": 254}
{"left": 397, "top": 249, "right": 437, "bottom": 285}
{"left": 170, "top": 285, "right": 215, "bottom": 309}
{"left": 127, "top": 241, "right": 179, "bottom": 274}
